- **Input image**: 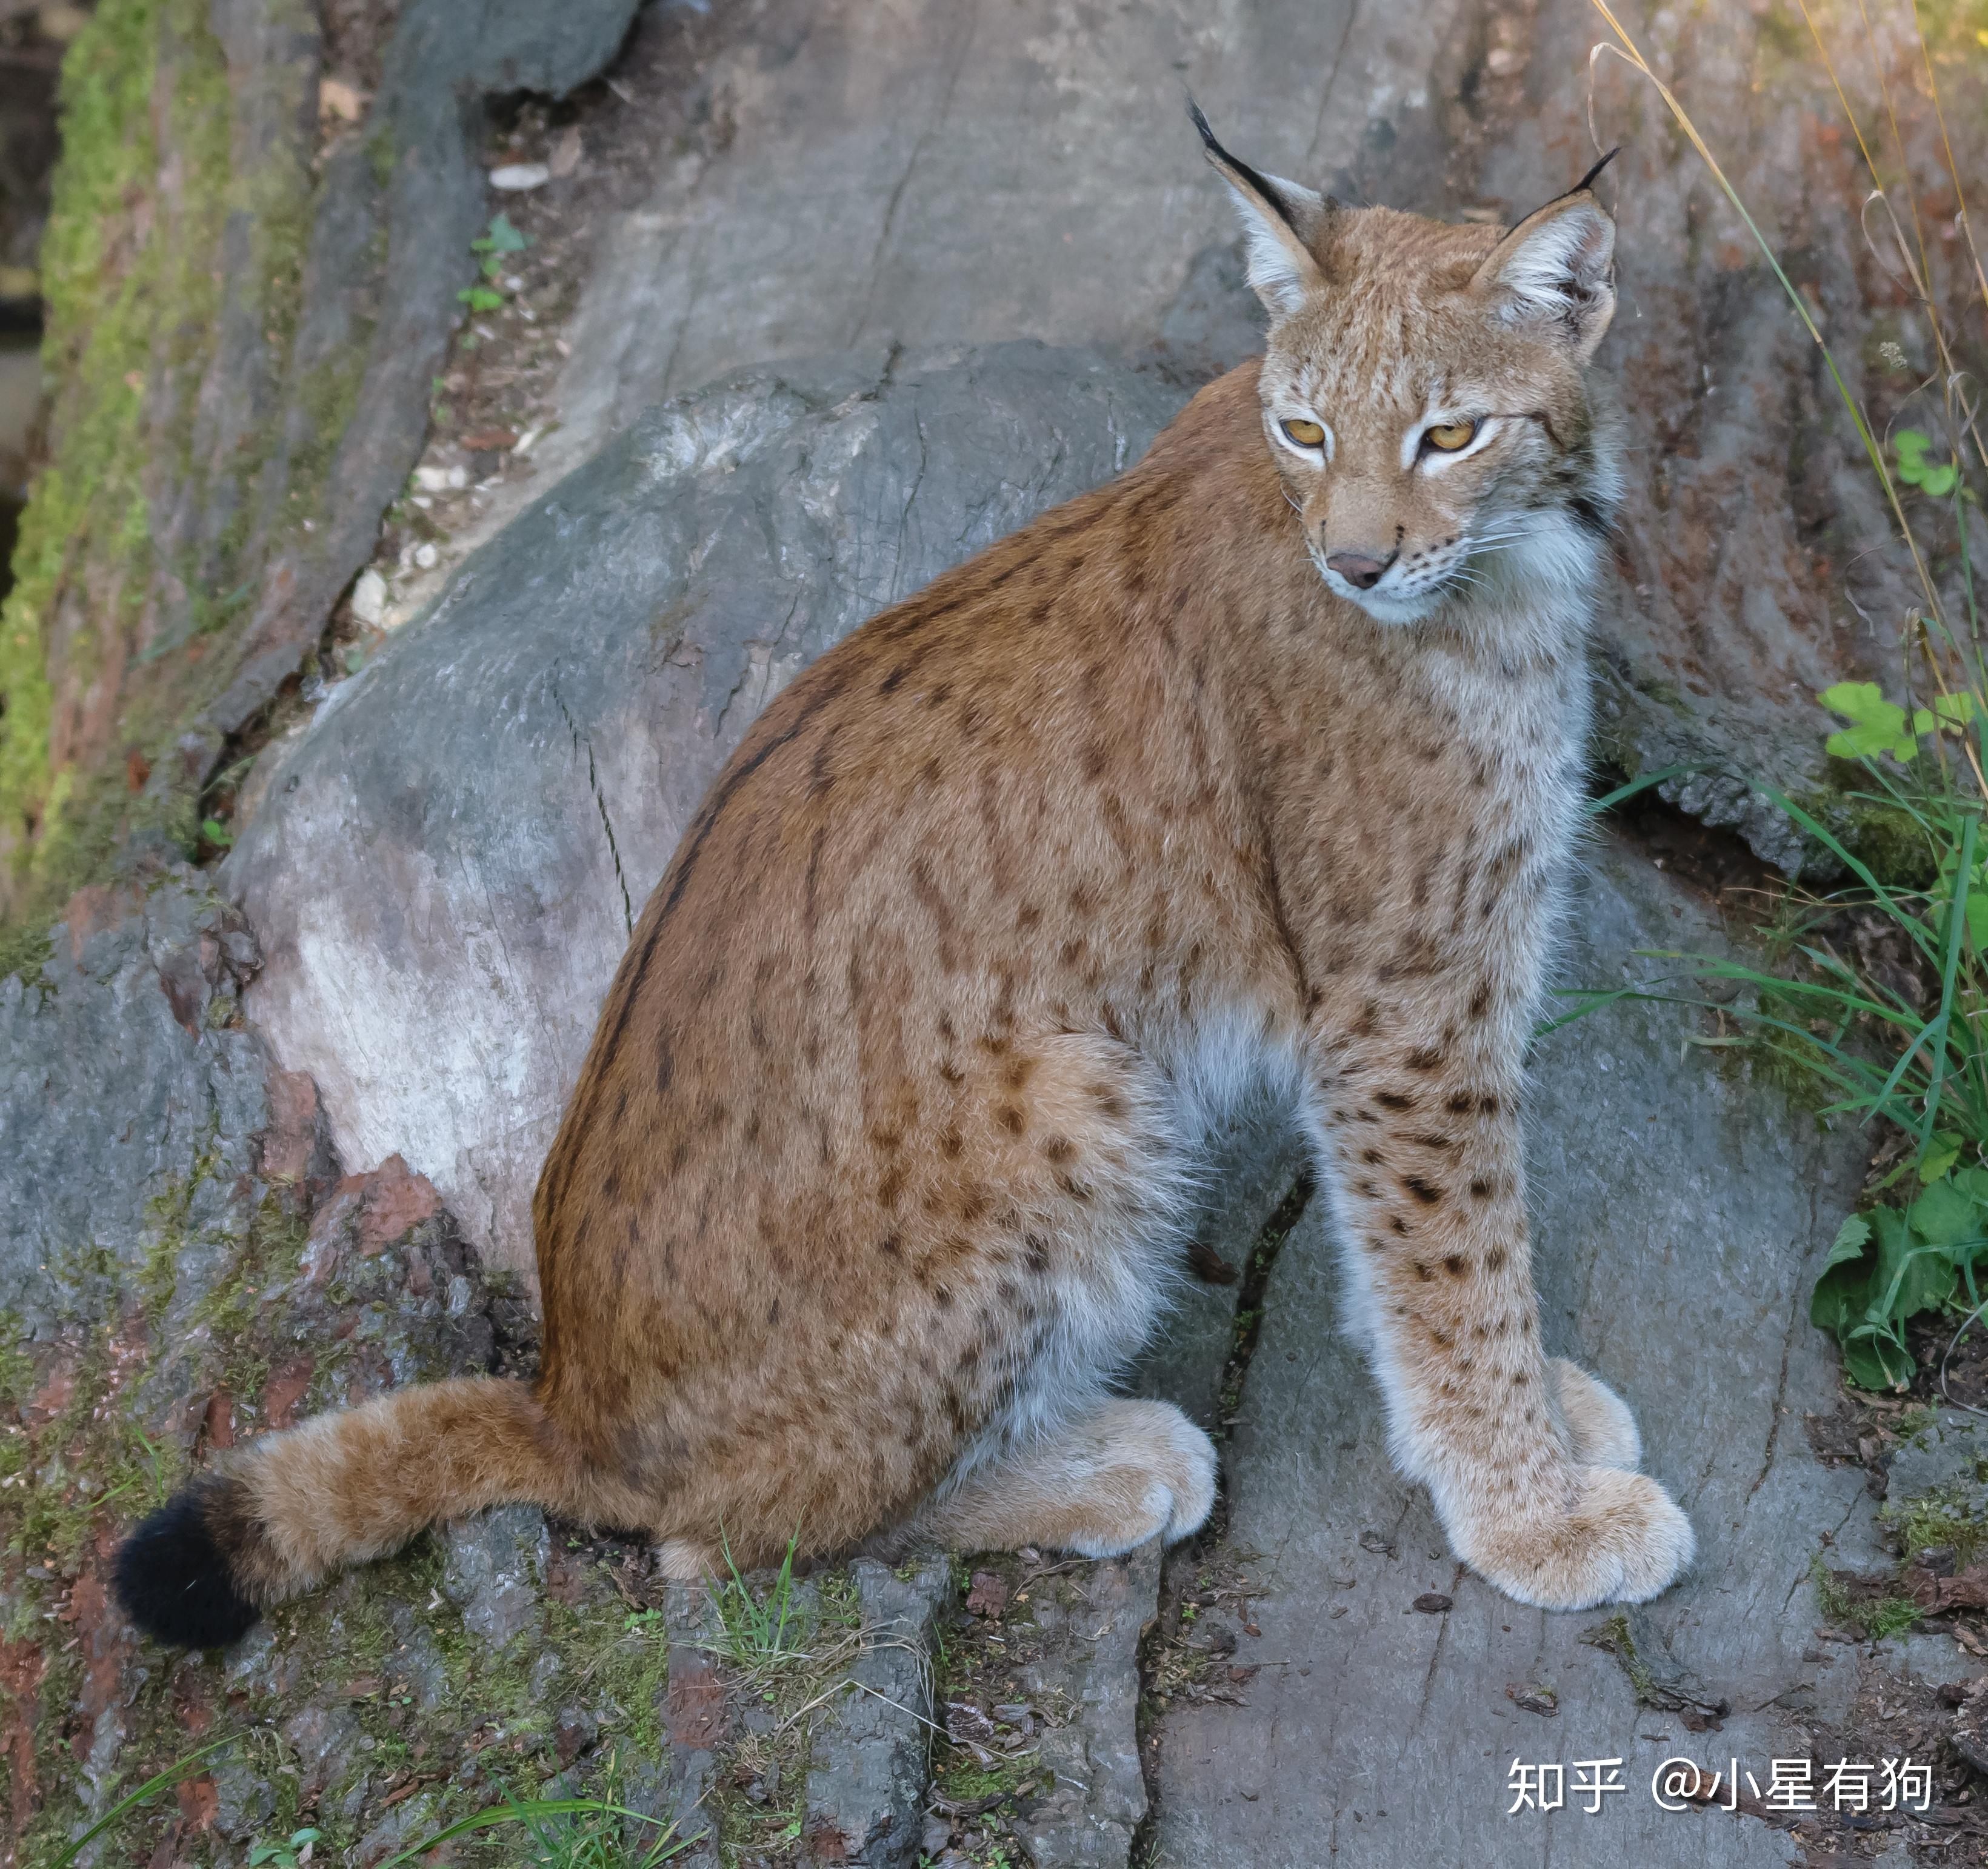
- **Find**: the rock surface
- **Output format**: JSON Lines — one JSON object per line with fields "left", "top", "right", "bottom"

{"left": 1004, "top": 1544, "right": 1159, "bottom": 1869}
{"left": 228, "top": 342, "right": 1185, "bottom": 1278}
{"left": 0, "top": 0, "right": 643, "bottom": 941}
{"left": 0, "top": 880, "right": 272, "bottom": 1337}
{"left": 802, "top": 1556, "right": 950, "bottom": 1868}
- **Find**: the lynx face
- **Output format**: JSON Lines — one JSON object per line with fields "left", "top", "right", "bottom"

{"left": 1193, "top": 108, "right": 1623, "bottom": 627}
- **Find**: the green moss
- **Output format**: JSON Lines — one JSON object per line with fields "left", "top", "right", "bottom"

{"left": 542, "top": 1599, "right": 672, "bottom": 1758}
{"left": 137, "top": 1134, "right": 221, "bottom": 1322}
{"left": 284, "top": 348, "right": 370, "bottom": 522}
{"left": 4, "top": 1322, "right": 175, "bottom": 1572}
{"left": 1884, "top": 1485, "right": 1988, "bottom": 1567}
{"left": 138, "top": 1135, "right": 316, "bottom": 1408}
{"left": 365, "top": 125, "right": 396, "bottom": 188}
{"left": 0, "top": 0, "right": 322, "bottom": 950}
{"left": 1583, "top": 1610, "right": 1664, "bottom": 1706}
{"left": 0, "top": 0, "right": 163, "bottom": 916}
{"left": 0, "top": 921, "right": 52, "bottom": 987}
{"left": 1892, "top": 1404, "right": 1938, "bottom": 1446}
{"left": 1864, "top": 1595, "right": 1926, "bottom": 1641}
{"left": 189, "top": 1194, "right": 311, "bottom": 1404}
{"left": 934, "top": 1752, "right": 1032, "bottom": 1806}
{"left": 1827, "top": 784, "right": 1942, "bottom": 888}
{"left": 0, "top": 1314, "right": 34, "bottom": 1411}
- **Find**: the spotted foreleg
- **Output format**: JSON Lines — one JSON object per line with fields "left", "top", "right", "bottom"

{"left": 1309, "top": 1018, "right": 1690, "bottom": 1610}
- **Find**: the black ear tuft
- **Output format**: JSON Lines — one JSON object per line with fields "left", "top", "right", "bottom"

{"left": 113, "top": 1479, "right": 261, "bottom": 1650}
{"left": 1185, "top": 96, "right": 1306, "bottom": 238}
{"left": 1568, "top": 147, "right": 1620, "bottom": 200}
{"left": 1187, "top": 95, "right": 1221, "bottom": 155}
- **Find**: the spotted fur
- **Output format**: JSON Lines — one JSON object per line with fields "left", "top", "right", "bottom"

{"left": 115, "top": 116, "right": 1690, "bottom": 1648}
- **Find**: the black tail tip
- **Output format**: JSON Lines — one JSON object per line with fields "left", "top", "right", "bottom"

{"left": 113, "top": 1480, "right": 262, "bottom": 1650}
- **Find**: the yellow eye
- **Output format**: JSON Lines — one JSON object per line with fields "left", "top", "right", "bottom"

{"left": 1424, "top": 419, "right": 1477, "bottom": 453}
{"left": 1281, "top": 418, "right": 1326, "bottom": 448}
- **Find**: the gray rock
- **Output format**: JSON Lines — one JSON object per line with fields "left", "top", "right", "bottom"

{"left": 441, "top": 1503, "right": 552, "bottom": 1648}
{"left": 2, "top": 0, "right": 646, "bottom": 927}
{"left": 385, "top": 1604, "right": 453, "bottom": 1714}
{"left": 1887, "top": 1411, "right": 1988, "bottom": 1507}
{"left": 210, "top": 1743, "right": 278, "bottom": 1835}
{"left": 1149, "top": 836, "right": 1875, "bottom": 1867}
{"left": 207, "top": 0, "right": 648, "bottom": 736}
{"left": 802, "top": 1555, "right": 951, "bottom": 1868}
{"left": 1007, "top": 1542, "right": 1160, "bottom": 1869}
{"left": 662, "top": 1579, "right": 729, "bottom": 1868}
{"left": 0, "top": 880, "right": 270, "bottom": 1333}
{"left": 353, "top": 1792, "right": 441, "bottom": 1869}
{"left": 282, "top": 1701, "right": 364, "bottom": 1802}
{"left": 230, "top": 343, "right": 1186, "bottom": 1278}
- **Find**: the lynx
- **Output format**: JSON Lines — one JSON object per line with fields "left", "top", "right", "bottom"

{"left": 117, "top": 110, "right": 1692, "bottom": 1650}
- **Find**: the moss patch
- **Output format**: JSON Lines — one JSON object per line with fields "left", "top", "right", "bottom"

{"left": 1884, "top": 1485, "right": 1988, "bottom": 1568}
{"left": 0, "top": 0, "right": 322, "bottom": 952}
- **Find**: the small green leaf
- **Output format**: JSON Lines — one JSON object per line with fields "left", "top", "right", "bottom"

{"left": 1933, "top": 691, "right": 1977, "bottom": 728}
{"left": 470, "top": 212, "right": 529, "bottom": 255}
{"left": 1967, "top": 895, "right": 1988, "bottom": 956}
{"left": 200, "top": 816, "right": 233, "bottom": 848}
{"left": 456, "top": 285, "right": 505, "bottom": 312}
{"left": 1824, "top": 1213, "right": 1872, "bottom": 1268}
{"left": 1873, "top": 1205, "right": 1958, "bottom": 1321}
{"left": 1920, "top": 1137, "right": 1964, "bottom": 1185}
{"left": 1840, "top": 1331, "right": 1913, "bottom": 1390}
{"left": 1893, "top": 427, "right": 1961, "bottom": 496}
{"left": 1820, "top": 681, "right": 1920, "bottom": 761}
{"left": 1812, "top": 1230, "right": 1876, "bottom": 1334}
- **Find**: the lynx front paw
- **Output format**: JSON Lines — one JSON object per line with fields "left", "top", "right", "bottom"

{"left": 1456, "top": 1465, "right": 1695, "bottom": 1611}
{"left": 1549, "top": 1359, "right": 1641, "bottom": 1470}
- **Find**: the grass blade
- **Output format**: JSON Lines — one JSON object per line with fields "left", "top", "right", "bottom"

{"left": 48, "top": 1738, "right": 236, "bottom": 1869}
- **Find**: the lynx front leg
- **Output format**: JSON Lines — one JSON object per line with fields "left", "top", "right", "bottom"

{"left": 1310, "top": 1014, "right": 1692, "bottom": 1610}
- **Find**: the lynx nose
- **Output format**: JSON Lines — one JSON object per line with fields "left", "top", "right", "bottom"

{"left": 1324, "top": 550, "right": 1396, "bottom": 591}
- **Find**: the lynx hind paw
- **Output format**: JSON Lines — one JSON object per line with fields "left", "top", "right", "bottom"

{"left": 652, "top": 1537, "right": 718, "bottom": 1582}
{"left": 1549, "top": 1359, "right": 1641, "bottom": 1471}
{"left": 1061, "top": 1402, "right": 1218, "bottom": 1557}
{"left": 1147, "top": 1407, "right": 1219, "bottom": 1544}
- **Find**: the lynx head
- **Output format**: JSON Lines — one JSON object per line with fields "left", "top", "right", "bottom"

{"left": 1192, "top": 105, "right": 1623, "bottom": 627}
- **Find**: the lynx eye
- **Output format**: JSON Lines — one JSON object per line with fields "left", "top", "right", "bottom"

{"left": 1281, "top": 418, "right": 1326, "bottom": 448}
{"left": 1424, "top": 419, "right": 1477, "bottom": 453}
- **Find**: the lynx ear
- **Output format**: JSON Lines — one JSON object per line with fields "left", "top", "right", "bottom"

{"left": 1473, "top": 172, "right": 1617, "bottom": 361}
{"left": 1189, "top": 101, "right": 1332, "bottom": 321}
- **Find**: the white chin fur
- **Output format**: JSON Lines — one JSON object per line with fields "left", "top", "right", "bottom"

{"left": 1313, "top": 557, "right": 1439, "bottom": 625}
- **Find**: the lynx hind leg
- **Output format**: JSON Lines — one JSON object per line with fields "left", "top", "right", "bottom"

{"left": 916, "top": 1399, "right": 1217, "bottom": 1558}
{"left": 1549, "top": 1359, "right": 1641, "bottom": 1471}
